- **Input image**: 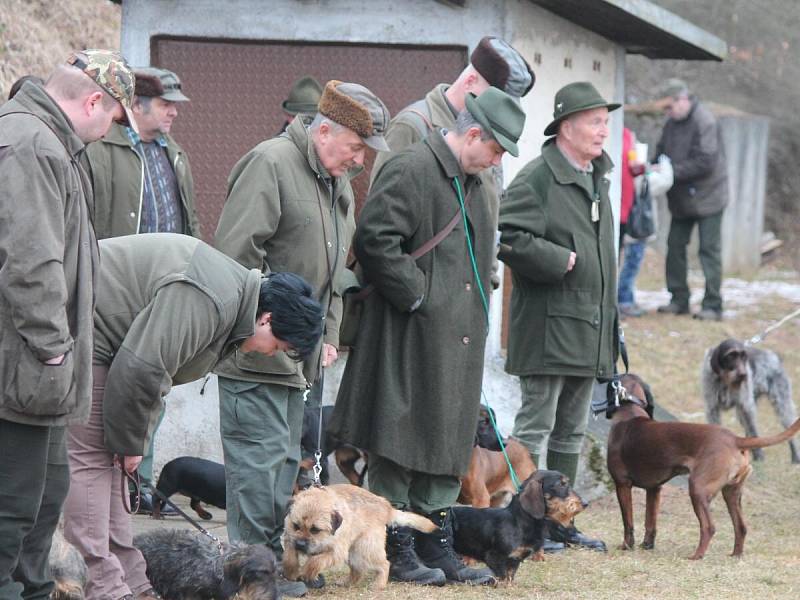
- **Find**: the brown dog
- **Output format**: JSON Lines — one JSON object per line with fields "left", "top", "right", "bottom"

{"left": 607, "top": 373, "right": 800, "bottom": 560}
{"left": 458, "top": 438, "right": 536, "bottom": 508}
{"left": 282, "top": 484, "right": 437, "bottom": 589}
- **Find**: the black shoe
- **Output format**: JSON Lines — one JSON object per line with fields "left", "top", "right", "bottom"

{"left": 547, "top": 521, "right": 607, "bottom": 552}
{"left": 414, "top": 509, "right": 496, "bottom": 585}
{"left": 276, "top": 575, "right": 307, "bottom": 597}
{"left": 386, "top": 526, "right": 446, "bottom": 585}
{"left": 542, "top": 538, "right": 566, "bottom": 553}
{"left": 131, "top": 491, "right": 178, "bottom": 516}
{"left": 656, "top": 302, "right": 690, "bottom": 315}
{"left": 693, "top": 308, "right": 723, "bottom": 321}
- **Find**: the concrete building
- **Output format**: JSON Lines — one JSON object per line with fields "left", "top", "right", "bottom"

{"left": 114, "top": 0, "right": 725, "bottom": 472}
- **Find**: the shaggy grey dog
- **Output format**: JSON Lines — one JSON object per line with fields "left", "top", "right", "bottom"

{"left": 133, "top": 529, "right": 277, "bottom": 600}
{"left": 49, "top": 528, "right": 88, "bottom": 600}
{"left": 702, "top": 338, "right": 800, "bottom": 463}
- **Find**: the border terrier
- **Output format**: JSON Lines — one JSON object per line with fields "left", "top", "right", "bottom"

{"left": 282, "top": 484, "right": 437, "bottom": 589}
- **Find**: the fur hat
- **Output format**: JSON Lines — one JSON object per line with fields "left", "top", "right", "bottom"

{"left": 318, "top": 80, "right": 390, "bottom": 151}
{"left": 470, "top": 37, "right": 535, "bottom": 98}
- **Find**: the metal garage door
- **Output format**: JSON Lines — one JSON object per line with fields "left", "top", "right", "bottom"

{"left": 151, "top": 37, "right": 467, "bottom": 243}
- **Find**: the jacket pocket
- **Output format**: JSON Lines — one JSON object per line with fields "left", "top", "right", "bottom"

{"left": 543, "top": 294, "right": 600, "bottom": 369}
{"left": 11, "top": 346, "right": 75, "bottom": 416}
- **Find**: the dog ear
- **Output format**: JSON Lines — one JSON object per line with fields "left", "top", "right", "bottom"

{"left": 330, "top": 510, "right": 343, "bottom": 533}
{"left": 709, "top": 343, "right": 723, "bottom": 376}
{"left": 641, "top": 379, "right": 655, "bottom": 419}
{"left": 519, "top": 477, "right": 546, "bottom": 519}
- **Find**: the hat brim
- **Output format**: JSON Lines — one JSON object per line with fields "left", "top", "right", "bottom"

{"left": 161, "top": 90, "right": 190, "bottom": 102}
{"left": 282, "top": 100, "right": 319, "bottom": 115}
{"left": 543, "top": 101, "right": 621, "bottom": 136}
{"left": 465, "top": 93, "right": 519, "bottom": 157}
{"left": 118, "top": 106, "right": 139, "bottom": 135}
{"left": 363, "top": 134, "right": 390, "bottom": 153}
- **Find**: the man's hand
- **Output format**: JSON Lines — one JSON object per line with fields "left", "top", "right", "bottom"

{"left": 322, "top": 343, "right": 338, "bottom": 367}
{"left": 115, "top": 454, "right": 143, "bottom": 474}
{"left": 44, "top": 354, "right": 65, "bottom": 365}
{"left": 566, "top": 252, "right": 577, "bottom": 272}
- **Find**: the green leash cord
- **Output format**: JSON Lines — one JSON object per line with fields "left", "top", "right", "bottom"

{"left": 452, "top": 176, "right": 522, "bottom": 492}
{"left": 452, "top": 176, "right": 490, "bottom": 331}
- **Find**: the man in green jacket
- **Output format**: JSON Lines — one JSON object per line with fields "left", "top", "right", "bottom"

{"left": 329, "top": 88, "right": 525, "bottom": 586}
{"left": 0, "top": 49, "right": 135, "bottom": 600}
{"left": 61, "top": 233, "right": 324, "bottom": 600}
{"left": 213, "top": 79, "right": 389, "bottom": 597}
{"left": 84, "top": 66, "right": 199, "bottom": 515}
{"left": 499, "top": 81, "right": 619, "bottom": 552}
{"left": 84, "top": 67, "right": 200, "bottom": 239}
{"left": 371, "top": 36, "right": 534, "bottom": 287}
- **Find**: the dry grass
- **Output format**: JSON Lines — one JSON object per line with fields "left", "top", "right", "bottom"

{"left": 0, "top": 0, "right": 121, "bottom": 96}
{"left": 302, "top": 251, "right": 800, "bottom": 599}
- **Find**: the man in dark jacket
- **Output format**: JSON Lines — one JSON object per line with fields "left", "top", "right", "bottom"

{"left": 655, "top": 79, "right": 728, "bottom": 321}
{"left": 329, "top": 87, "right": 525, "bottom": 586}
{"left": 0, "top": 49, "right": 135, "bottom": 600}
{"left": 62, "top": 234, "right": 323, "bottom": 600}
{"left": 499, "top": 81, "right": 619, "bottom": 552}
{"left": 214, "top": 79, "right": 389, "bottom": 598}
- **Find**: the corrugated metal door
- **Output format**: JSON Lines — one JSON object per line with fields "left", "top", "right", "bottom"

{"left": 151, "top": 38, "right": 467, "bottom": 243}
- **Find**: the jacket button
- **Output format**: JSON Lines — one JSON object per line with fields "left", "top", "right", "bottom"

{"left": 462, "top": 336, "right": 470, "bottom": 345}
{"left": 327, "top": 241, "right": 332, "bottom": 247}
{"left": 129, "top": 212, "right": 136, "bottom": 218}
{"left": 465, "top": 282, "right": 472, "bottom": 291}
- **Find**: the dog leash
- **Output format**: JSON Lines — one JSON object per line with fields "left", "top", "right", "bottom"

{"left": 745, "top": 306, "right": 800, "bottom": 346}
{"left": 303, "top": 387, "right": 326, "bottom": 487}
{"left": 480, "top": 390, "right": 523, "bottom": 492}
{"left": 132, "top": 472, "right": 226, "bottom": 555}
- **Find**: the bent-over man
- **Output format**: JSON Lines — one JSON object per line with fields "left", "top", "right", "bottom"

{"left": 61, "top": 234, "right": 324, "bottom": 600}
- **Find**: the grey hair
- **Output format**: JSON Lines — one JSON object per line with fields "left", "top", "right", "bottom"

{"left": 134, "top": 96, "right": 153, "bottom": 113}
{"left": 454, "top": 109, "right": 493, "bottom": 141}
{"left": 310, "top": 113, "right": 346, "bottom": 135}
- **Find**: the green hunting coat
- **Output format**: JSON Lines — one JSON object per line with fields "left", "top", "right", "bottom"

{"left": 328, "top": 130, "right": 494, "bottom": 477}
{"left": 0, "top": 82, "right": 98, "bottom": 427}
{"left": 83, "top": 122, "right": 200, "bottom": 239}
{"left": 498, "top": 139, "right": 618, "bottom": 379}
{"left": 94, "top": 233, "right": 261, "bottom": 455}
{"left": 372, "top": 83, "right": 502, "bottom": 284}
{"left": 213, "top": 116, "right": 358, "bottom": 388}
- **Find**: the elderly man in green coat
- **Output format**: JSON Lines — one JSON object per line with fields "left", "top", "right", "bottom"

{"left": 61, "top": 234, "right": 323, "bottom": 600}
{"left": 0, "top": 50, "right": 135, "bottom": 599}
{"left": 213, "top": 79, "right": 389, "bottom": 597}
{"left": 329, "top": 88, "right": 525, "bottom": 586}
{"left": 499, "top": 81, "right": 620, "bottom": 551}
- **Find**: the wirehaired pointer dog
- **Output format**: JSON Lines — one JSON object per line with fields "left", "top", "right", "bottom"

{"left": 702, "top": 338, "right": 800, "bottom": 463}
{"left": 607, "top": 373, "right": 800, "bottom": 559}
{"left": 134, "top": 529, "right": 277, "bottom": 600}
{"left": 451, "top": 470, "right": 586, "bottom": 582}
{"left": 282, "top": 484, "right": 437, "bottom": 590}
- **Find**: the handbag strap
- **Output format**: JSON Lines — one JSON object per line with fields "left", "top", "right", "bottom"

{"left": 402, "top": 108, "right": 435, "bottom": 133}
{"left": 352, "top": 188, "right": 470, "bottom": 302}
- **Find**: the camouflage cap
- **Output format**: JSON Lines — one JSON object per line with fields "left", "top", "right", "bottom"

{"left": 66, "top": 49, "right": 138, "bottom": 133}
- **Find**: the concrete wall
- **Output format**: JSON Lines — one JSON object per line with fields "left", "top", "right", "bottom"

{"left": 118, "top": 0, "right": 625, "bottom": 471}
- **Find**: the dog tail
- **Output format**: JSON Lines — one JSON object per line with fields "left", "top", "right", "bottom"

{"left": 736, "top": 417, "right": 800, "bottom": 450}
{"left": 389, "top": 510, "right": 438, "bottom": 533}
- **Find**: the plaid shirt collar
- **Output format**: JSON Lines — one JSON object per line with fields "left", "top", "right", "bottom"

{"left": 126, "top": 126, "right": 168, "bottom": 148}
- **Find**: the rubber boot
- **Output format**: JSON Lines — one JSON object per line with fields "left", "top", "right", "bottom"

{"left": 414, "top": 508, "right": 496, "bottom": 585}
{"left": 386, "top": 526, "right": 446, "bottom": 585}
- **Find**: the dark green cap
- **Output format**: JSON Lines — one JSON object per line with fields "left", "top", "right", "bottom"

{"left": 464, "top": 87, "right": 526, "bottom": 157}
{"left": 282, "top": 76, "right": 323, "bottom": 115}
{"left": 544, "top": 81, "right": 620, "bottom": 137}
